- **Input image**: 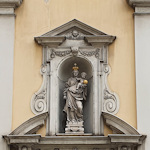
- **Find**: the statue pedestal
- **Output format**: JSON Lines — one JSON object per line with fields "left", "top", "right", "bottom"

{"left": 65, "top": 121, "right": 84, "bottom": 134}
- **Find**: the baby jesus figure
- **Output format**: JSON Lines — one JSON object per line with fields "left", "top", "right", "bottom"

{"left": 76, "top": 72, "right": 88, "bottom": 90}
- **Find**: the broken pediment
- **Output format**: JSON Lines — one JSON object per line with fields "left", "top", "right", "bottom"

{"left": 3, "top": 111, "right": 146, "bottom": 150}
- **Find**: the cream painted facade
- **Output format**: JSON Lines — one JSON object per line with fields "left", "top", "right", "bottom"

{"left": 1, "top": 0, "right": 149, "bottom": 150}
{"left": 13, "top": 0, "right": 136, "bottom": 132}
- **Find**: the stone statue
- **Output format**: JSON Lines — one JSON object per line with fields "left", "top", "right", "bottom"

{"left": 63, "top": 63, "right": 88, "bottom": 133}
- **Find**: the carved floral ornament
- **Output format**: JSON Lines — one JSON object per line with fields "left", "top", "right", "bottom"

{"left": 49, "top": 47, "right": 101, "bottom": 59}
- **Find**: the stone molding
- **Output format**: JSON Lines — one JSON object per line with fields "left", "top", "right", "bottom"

{"left": 127, "top": 0, "right": 150, "bottom": 7}
{"left": 34, "top": 36, "right": 66, "bottom": 47}
{"left": 3, "top": 111, "right": 146, "bottom": 149}
{"left": 0, "top": 0, "right": 23, "bottom": 8}
{"left": 3, "top": 134, "right": 41, "bottom": 145}
{"left": 34, "top": 19, "right": 116, "bottom": 47}
{"left": 0, "top": 0, "right": 23, "bottom": 15}
{"left": 127, "top": 0, "right": 150, "bottom": 14}
{"left": 85, "top": 35, "right": 116, "bottom": 47}
{"left": 3, "top": 134, "right": 145, "bottom": 149}
{"left": 108, "top": 134, "right": 146, "bottom": 144}
{"left": 102, "top": 112, "right": 140, "bottom": 135}
{"left": 40, "top": 19, "right": 106, "bottom": 37}
{"left": 9, "top": 112, "right": 48, "bottom": 135}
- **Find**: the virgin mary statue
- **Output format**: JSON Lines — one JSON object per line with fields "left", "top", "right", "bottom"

{"left": 63, "top": 64, "right": 88, "bottom": 123}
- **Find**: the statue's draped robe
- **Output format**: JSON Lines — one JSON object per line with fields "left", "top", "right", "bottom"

{"left": 63, "top": 77, "right": 87, "bottom": 122}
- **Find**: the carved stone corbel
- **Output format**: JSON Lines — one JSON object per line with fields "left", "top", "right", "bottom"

{"left": 103, "top": 65, "right": 119, "bottom": 115}
{"left": 31, "top": 64, "right": 48, "bottom": 115}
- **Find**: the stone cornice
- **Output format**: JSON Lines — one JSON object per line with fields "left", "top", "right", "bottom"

{"left": 0, "top": 0, "right": 23, "bottom": 15}
{"left": 127, "top": 0, "right": 150, "bottom": 15}
{"left": 3, "top": 134, "right": 146, "bottom": 149}
{"left": 127, "top": 0, "right": 150, "bottom": 7}
{"left": 0, "top": 0, "right": 23, "bottom": 8}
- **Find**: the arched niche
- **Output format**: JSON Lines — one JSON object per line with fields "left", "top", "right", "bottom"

{"left": 57, "top": 56, "right": 93, "bottom": 133}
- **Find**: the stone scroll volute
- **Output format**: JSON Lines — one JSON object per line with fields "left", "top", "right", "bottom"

{"left": 31, "top": 64, "right": 48, "bottom": 115}
{"left": 103, "top": 65, "right": 119, "bottom": 115}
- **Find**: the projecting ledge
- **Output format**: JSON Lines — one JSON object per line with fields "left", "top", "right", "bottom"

{"left": 0, "top": 0, "right": 23, "bottom": 15}
{"left": 3, "top": 134, "right": 145, "bottom": 146}
{"left": 127, "top": 0, "right": 150, "bottom": 14}
{"left": 3, "top": 134, "right": 41, "bottom": 145}
{"left": 0, "top": 0, "right": 23, "bottom": 8}
{"left": 109, "top": 134, "right": 143, "bottom": 143}
{"left": 127, "top": 0, "right": 150, "bottom": 7}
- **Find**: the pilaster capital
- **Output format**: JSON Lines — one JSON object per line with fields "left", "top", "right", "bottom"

{"left": 127, "top": 0, "right": 150, "bottom": 7}
{"left": 0, "top": 0, "right": 22, "bottom": 8}
{"left": 0, "top": 0, "right": 23, "bottom": 15}
{"left": 127, "top": 0, "right": 150, "bottom": 15}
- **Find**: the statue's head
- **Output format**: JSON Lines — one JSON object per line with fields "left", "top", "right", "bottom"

{"left": 72, "top": 30, "right": 79, "bottom": 37}
{"left": 72, "top": 70, "right": 79, "bottom": 77}
{"left": 81, "top": 72, "right": 87, "bottom": 79}
{"left": 72, "top": 63, "right": 79, "bottom": 77}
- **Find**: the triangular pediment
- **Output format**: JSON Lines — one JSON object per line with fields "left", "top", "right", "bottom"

{"left": 35, "top": 19, "right": 115, "bottom": 47}
{"left": 40, "top": 19, "right": 107, "bottom": 37}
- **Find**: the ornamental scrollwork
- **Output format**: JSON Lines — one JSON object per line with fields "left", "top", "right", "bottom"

{"left": 79, "top": 48, "right": 101, "bottom": 58}
{"left": 31, "top": 64, "right": 48, "bottom": 115}
{"left": 50, "top": 49, "right": 71, "bottom": 58}
{"left": 49, "top": 48, "right": 101, "bottom": 59}
{"left": 103, "top": 65, "right": 119, "bottom": 115}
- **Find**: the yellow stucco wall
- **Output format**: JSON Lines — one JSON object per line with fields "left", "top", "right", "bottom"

{"left": 13, "top": 0, "right": 135, "bottom": 136}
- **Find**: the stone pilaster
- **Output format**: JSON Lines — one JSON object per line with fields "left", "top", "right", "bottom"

{"left": 0, "top": 0, "right": 22, "bottom": 150}
{"left": 127, "top": 0, "right": 150, "bottom": 149}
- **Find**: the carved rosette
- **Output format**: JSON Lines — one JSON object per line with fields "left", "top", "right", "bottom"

{"left": 31, "top": 65, "right": 48, "bottom": 115}
{"left": 103, "top": 65, "right": 119, "bottom": 115}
